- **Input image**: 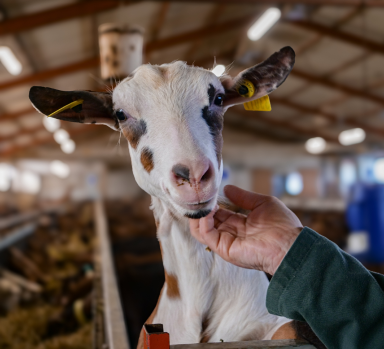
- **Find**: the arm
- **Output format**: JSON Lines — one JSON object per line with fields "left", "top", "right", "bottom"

{"left": 267, "top": 227, "right": 384, "bottom": 349}
{"left": 189, "top": 185, "right": 384, "bottom": 349}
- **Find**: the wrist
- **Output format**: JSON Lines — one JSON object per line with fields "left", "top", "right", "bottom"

{"left": 269, "top": 227, "right": 302, "bottom": 275}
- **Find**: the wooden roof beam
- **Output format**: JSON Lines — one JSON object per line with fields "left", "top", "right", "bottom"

{"left": 0, "top": 0, "right": 125, "bottom": 36}
{"left": 148, "top": 2, "right": 171, "bottom": 43}
{"left": 233, "top": 106, "right": 338, "bottom": 142}
{"left": 152, "top": 0, "right": 384, "bottom": 5}
{"left": 291, "top": 68, "right": 384, "bottom": 106}
{"left": 0, "top": 107, "right": 36, "bottom": 121}
{"left": 290, "top": 20, "right": 384, "bottom": 55}
{"left": 0, "top": 15, "right": 252, "bottom": 92}
{"left": 2, "top": 0, "right": 383, "bottom": 37}
{"left": 0, "top": 125, "right": 91, "bottom": 157}
{"left": 273, "top": 97, "right": 384, "bottom": 138}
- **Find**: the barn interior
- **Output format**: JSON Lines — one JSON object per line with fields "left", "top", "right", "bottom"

{"left": 0, "top": 1, "right": 384, "bottom": 348}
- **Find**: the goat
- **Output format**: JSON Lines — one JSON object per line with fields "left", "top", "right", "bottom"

{"left": 29, "top": 46, "right": 324, "bottom": 348}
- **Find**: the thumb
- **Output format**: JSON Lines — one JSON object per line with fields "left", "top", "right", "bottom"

{"left": 224, "top": 185, "right": 270, "bottom": 211}
{"left": 189, "top": 210, "right": 224, "bottom": 254}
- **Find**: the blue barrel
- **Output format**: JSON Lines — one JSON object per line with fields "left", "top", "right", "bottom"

{"left": 346, "top": 184, "right": 384, "bottom": 264}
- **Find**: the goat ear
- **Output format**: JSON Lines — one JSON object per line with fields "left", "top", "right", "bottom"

{"left": 222, "top": 46, "right": 295, "bottom": 109}
{"left": 29, "top": 86, "right": 119, "bottom": 130}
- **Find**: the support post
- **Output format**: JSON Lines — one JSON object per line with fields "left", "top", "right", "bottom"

{"left": 143, "top": 324, "right": 170, "bottom": 349}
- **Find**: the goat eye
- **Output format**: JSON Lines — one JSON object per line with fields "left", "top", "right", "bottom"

{"left": 214, "top": 94, "right": 224, "bottom": 106}
{"left": 115, "top": 109, "right": 127, "bottom": 121}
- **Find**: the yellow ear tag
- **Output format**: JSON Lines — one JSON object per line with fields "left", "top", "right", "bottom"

{"left": 48, "top": 99, "right": 84, "bottom": 117}
{"left": 237, "top": 79, "right": 272, "bottom": 111}
{"left": 237, "top": 79, "right": 255, "bottom": 98}
{"left": 244, "top": 95, "right": 271, "bottom": 111}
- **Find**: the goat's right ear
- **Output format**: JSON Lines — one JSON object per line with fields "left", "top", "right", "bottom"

{"left": 221, "top": 46, "right": 295, "bottom": 109}
{"left": 29, "top": 86, "right": 120, "bottom": 131}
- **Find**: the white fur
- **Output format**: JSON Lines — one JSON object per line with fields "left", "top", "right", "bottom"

{"left": 112, "top": 61, "right": 291, "bottom": 345}
{"left": 151, "top": 197, "right": 290, "bottom": 344}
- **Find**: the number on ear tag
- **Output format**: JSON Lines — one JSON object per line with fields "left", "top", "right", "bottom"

{"left": 244, "top": 95, "right": 271, "bottom": 111}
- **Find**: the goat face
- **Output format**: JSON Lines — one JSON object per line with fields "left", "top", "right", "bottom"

{"left": 29, "top": 46, "right": 295, "bottom": 219}
{"left": 113, "top": 62, "right": 224, "bottom": 218}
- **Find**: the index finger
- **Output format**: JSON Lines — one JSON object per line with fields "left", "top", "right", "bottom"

{"left": 224, "top": 185, "right": 269, "bottom": 211}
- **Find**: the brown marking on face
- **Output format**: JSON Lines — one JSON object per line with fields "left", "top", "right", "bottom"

{"left": 122, "top": 119, "right": 147, "bottom": 149}
{"left": 164, "top": 270, "right": 180, "bottom": 299}
{"left": 140, "top": 147, "right": 154, "bottom": 173}
{"left": 271, "top": 321, "right": 298, "bottom": 340}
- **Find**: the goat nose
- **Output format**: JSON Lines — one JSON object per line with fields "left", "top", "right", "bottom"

{"left": 172, "top": 164, "right": 190, "bottom": 181}
{"left": 172, "top": 161, "right": 212, "bottom": 184}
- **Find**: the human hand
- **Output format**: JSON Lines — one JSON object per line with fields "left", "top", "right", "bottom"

{"left": 189, "top": 185, "right": 303, "bottom": 275}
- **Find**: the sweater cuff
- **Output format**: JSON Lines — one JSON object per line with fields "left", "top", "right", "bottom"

{"left": 266, "top": 227, "right": 321, "bottom": 316}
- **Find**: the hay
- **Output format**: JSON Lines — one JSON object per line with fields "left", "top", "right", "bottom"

{"left": 0, "top": 305, "right": 55, "bottom": 349}
{"left": 36, "top": 323, "right": 91, "bottom": 349}
{"left": 0, "top": 305, "right": 91, "bottom": 349}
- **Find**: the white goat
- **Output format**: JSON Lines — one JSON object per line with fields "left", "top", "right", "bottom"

{"left": 30, "top": 46, "right": 319, "bottom": 347}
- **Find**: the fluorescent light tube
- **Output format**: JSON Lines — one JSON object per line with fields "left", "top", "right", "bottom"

{"left": 305, "top": 137, "right": 326, "bottom": 154}
{"left": 247, "top": 8, "right": 281, "bottom": 41}
{"left": 43, "top": 116, "right": 61, "bottom": 132}
{"left": 0, "top": 46, "right": 22, "bottom": 75}
{"left": 339, "top": 128, "right": 366, "bottom": 146}
{"left": 61, "top": 139, "right": 76, "bottom": 154}
{"left": 53, "top": 129, "right": 69, "bottom": 144}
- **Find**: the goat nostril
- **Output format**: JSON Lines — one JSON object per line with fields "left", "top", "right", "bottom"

{"left": 201, "top": 167, "right": 211, "bottom": 181}
{"left": 172, "top": 164, "right": 190, "bottom": 182}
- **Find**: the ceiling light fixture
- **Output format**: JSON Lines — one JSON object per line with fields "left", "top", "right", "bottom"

{"left": 0, "top": 46, "right": 22, "bottom": 75}
{"left": 339, "top": 128, "right": 366, "bottom": 146}
{"left": 212, "top": 64, "right": 225, "bottom": 77}
{"left": 305, "top": 137, "right": 326, "bottom": 154}
{"left": 42, "top": 116, "right": 61, "bottom": 132}
{"left": 247, "top": 8, "right": 281, "bottom": 41}
{"left": 50, "top": 160, "right": 70, "bottom": 178}
{"left": 61, "top": 139, "right": 76, "bottom": 154}
{"left": 53, "top": 129, "right": 69, "bottom": 144}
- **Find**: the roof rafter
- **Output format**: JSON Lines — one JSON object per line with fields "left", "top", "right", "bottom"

{"left": 233, "top": 106, "right": 338, "bottom": 142}
{"left": 273, "top": 98, "right": 384, "bottom": 138}
{"left": 0, "top": 15, "right": 253, "bottom": 92}
{"left": 290, "top": 20, "right": 384, "bottom": 55}
{"left": 0, "top": 0, "right": 125, "bottom": 36}
{"left": 0, "top": 125, "right": 91, "bottom": 157}
{"left": 291, "top": 68, "right": 384, "bottom": 106}
{"left": 162, "top": 0, "right": 384, "bottom": 4}
{"left": 1, "top": 0, "right": 383, "bottom": 37}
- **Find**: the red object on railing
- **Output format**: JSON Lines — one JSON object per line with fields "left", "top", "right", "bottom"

{"left": 143, "top": 324, "right": 170, "bottom": 349}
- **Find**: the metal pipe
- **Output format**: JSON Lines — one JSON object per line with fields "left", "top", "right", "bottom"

{"left": 94, "top": 200, "right": 130, "bottom": 349}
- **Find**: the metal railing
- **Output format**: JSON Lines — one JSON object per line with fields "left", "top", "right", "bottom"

{"left": 94, "top": 200, "right": 131, "bottom": 349}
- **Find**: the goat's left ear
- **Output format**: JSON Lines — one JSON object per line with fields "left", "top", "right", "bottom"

{"left": 222, "top": 46, "right": 295, "bottom": 109}
{"left": 29, "top": 86, "right": 119, "bottom": 130}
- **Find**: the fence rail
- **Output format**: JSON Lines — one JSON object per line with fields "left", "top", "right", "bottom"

{"left": 94, "top": 200, "right": 131, "bottom": 349}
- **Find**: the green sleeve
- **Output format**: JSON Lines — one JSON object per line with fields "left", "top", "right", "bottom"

{"left": 266, "top": 227, "right": 384, "bottom": 349}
